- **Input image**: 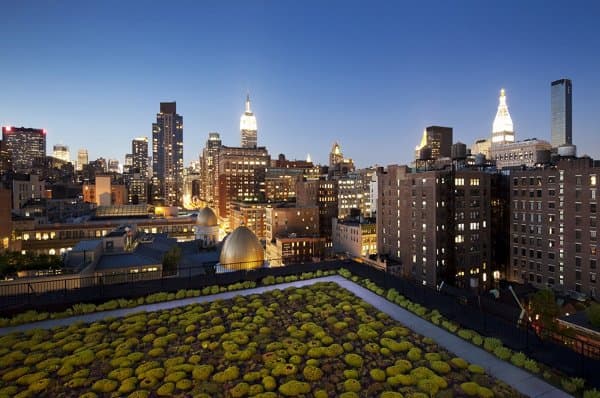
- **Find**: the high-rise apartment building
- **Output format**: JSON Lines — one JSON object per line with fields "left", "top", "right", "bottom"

{"left": 126, "top": 137, "right": 149, "bottom": 204}
{"left": 77, "top": 149, "right": 88, "bottom": 171}
{"left": 200, "top": 132, "right": 222, "bottom": 207}
{"left": 551, "top": 79, "right": 573, "bottom": 148}
{"left": 216, "top": 145, "right": 270, "bottom": 221}
{"left": 52, "top": 144, "right": 70, "bottom": 163}
{"left": 509, "top": 157, "right": 599, "bottom": 298}
{"left": 152, "top": 102, "right": 183, "bottom": 205}
{"left": 1, "top": 126, "right": 46, "bottom": 173}
{"left": 491, "top": 89, "right": 515, "bottom": 145}
{"left": 414, "top": 126, "right": 453, "bottom": 160}
{"left": 240, "top": 95, "right": 257, "bottom": 148}
{"left": 377, "top": 165, "right": 507, "bottom": 289}
{"left": 132, "top": 137, "right": 148, "bottom": 177}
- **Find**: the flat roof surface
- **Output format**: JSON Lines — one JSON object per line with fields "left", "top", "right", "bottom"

{"left": 95, "top": 253, "right": 159, "bottom": 271}
{"left": 559, "top": 311, "right": 600, "bottom": 334}
{"left": 72, "top": 239, "right": 102, "bottom": 252}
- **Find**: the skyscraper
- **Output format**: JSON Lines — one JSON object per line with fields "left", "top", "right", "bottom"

{"left": 328, "top": 142, "right": 355, "bottom": 179}
{"left": 551, "top": 78, "right": 573, "bottom": 148}
{"left": 200, "top": 132, "right": 222, "bottom": 207}
{"left": 152, "top": 102, "right": 183, "bottom": 206}
{"left": 329, "top": 142, "right": 343, "bottom": 168}
{"left": 240, "top": 94, "right": 258, "bottom": 148}
{"left": 132, "top": 137, "right": 148, "bottom": 178}
{"left": 52, "top": 144, "right": 70, "bottom": 163}
{"left": 491, "top": 89, "right": 515, "bottom": 145}
{"left": 129, "top": 137, "right": 149, "bottom": 204}
{"left": 77, "top": 149, "right": 88, "bottom": 171}
{"left": 1, "top": 126, "right": 46, "bottom": 173}
{"left": 414, "top": 126, "right": 453, "bottom": 160}
{"left": 215, "top": 145, "right": 270, "bottom": 220}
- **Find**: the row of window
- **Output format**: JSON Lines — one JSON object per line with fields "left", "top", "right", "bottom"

{"left": 513, "top": 175, "right": 597, "bottom": 187}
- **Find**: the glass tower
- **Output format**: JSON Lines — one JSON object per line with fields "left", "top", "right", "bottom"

{"left": 551, "top": 79, "right": 572, "bottom": 148}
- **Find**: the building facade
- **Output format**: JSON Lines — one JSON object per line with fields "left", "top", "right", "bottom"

{"left": 229, "top": 201, "right": 271, "bottom": 242}
{"left": 414, "top": 126, "right": 453, "bottom": 161}
{"left": 52, "top": 144, "right": 70, "bottom": 163}
{"left": 0, "top": 186, "right": 13, "bottom": 251}
{"left": 490, "top": 139, "right": 552, "bottom": 169}
{"left": 216, "top": 146, "right": 270, "bottom": 222}
{"left": 328, "top": 142, "right": 355, "bottom": 179}
{"left": 152, "top": 102, "right": 183, "bottom": 206}
{"left": 332, "top": 218, "right": 377, "bottom": 258}
{"left": 551, "top": 78, "right": 573, "bottom": 148}
{"left": 337, "top": 169, "right": 375, "bottom": 219}
{"left": 296, "top": 178, "right": 338, "bottom": 241}
{"left": 13, "top": 216, "right": 197, "bottom": 255}
{"left": 509, "top": 157, "right": 599, "bottom": 298}
{"left": 12, "top": 174, "right": 45, "bottom": 210}
{"left": 199, "top": 132, "right": 222, "bottom": 207}
{"left": 1, "top": 126, "right": 46, "bottom": 173}
{"left": 129, "top": 137, "right": 149, "bottom": 204}
{"left": 76, "top": 149, "right": 88, "bottom": 171}
{"left": 377, "top": 165, "right": 506, "bottom": 289}
{"left": 132, "top": 137, "right": 148, "bottom": 178}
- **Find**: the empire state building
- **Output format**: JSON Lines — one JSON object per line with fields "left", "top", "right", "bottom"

{"left": 240, "top": 94, "right": 258, "bottom": 148}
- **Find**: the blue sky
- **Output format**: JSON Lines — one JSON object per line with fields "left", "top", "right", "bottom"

{"left": 1, "top": 1, "right": 600, "bottom": 167}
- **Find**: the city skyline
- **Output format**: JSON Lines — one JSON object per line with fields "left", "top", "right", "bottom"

{"left": 2, "top": 2, "right": 600, "bottom": 167}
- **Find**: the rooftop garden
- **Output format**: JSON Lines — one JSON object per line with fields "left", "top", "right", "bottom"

{"left": 0, "top": 267, "right": 598, "bottom": 397}
{"left": 0, "top": 281, "right": 523, "bottom": 398}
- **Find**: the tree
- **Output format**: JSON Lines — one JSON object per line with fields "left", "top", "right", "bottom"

{"left": 530, "top": 289, "right": 559, "bottom": 334}
{"left": 586, "top": 303, "right": 600, "bottom": 329}
{"left": 162, "top": 246, "right": 181, "bottom": 276}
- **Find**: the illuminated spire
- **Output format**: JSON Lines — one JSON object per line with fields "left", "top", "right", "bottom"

{"left": 240, "top": 93, "right": 257, "bottom": 148}
{"left": 306, "top": 153, "right": 312, "bottom": 163}
{"left": 492, "top": 88, "right": 515, "bottom": 144}
{"left": 415, "top": 129, "right": 428, "bottom": 151}
{"left": 245, "top": 93, "right": 251, "bottom": 113}
{"left": 332, "top": 142, "right": 341, "bottom": 155}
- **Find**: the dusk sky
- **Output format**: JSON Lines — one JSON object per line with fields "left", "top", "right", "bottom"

{"left": 2, "top": 1, "right": 600, "bottom": 167}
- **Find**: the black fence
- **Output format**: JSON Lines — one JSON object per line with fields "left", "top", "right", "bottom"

{"left": 0, "top": 259, "right": 598, "bottom": 388}
{"left": 342, "top": 261, "right": 600, "bottom": 388}
{"left": 0, "top": 259, "right": 345, "bottom": 316}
